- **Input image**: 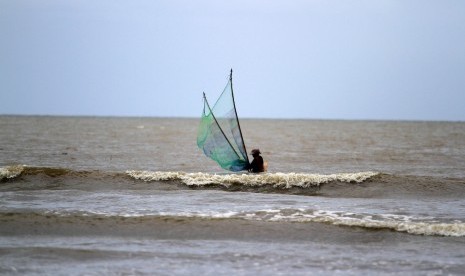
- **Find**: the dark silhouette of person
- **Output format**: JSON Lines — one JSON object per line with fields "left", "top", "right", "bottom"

{"left": 248, "top": 149, "right": 265, "bottom": 173}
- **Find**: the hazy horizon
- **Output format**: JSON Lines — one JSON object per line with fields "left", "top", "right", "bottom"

{"left": 2, "top": 113, "right": 465, "bottom": 123}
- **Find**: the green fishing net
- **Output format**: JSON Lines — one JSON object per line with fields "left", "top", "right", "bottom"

{"left": 197, "top": 76, "right": 249, "bottom": 171}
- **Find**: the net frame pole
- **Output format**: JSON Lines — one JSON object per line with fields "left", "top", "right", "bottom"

{"left": 203, "top": 92, "right": 242, "bottom": 160}
{"left": 229, "top": 69, "right": 250, "bottom": 165}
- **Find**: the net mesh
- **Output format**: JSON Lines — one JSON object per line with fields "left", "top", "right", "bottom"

{"left": 197, "top": 78, "right": 249, "bottom": 171}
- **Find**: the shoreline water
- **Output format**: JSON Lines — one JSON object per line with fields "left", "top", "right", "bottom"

{"left": 2, "top": 165, "right": 464, "bottom": 199}
{"left": 2, "top": 165, "right": 465, "bottom": 237}
{"left": 1, "top": 116, "right": 465, "bottom": 274}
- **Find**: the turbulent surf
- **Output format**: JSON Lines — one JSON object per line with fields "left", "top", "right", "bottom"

{"left": 2, "top": 116, "right": 465, "bottom": 274}
{"left": 125, "top": 170, "right": 379, "bottom": 188}
{"left": 2, "top": 165, "right": 465, "bottom": 237}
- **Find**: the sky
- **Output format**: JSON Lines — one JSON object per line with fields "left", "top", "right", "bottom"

{"left": 1, "top": 0, "right": 464, "bottom": 121}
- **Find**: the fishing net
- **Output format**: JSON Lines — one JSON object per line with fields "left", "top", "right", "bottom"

{"left": 197, "top": 77, "right": 249, "bottom": 171}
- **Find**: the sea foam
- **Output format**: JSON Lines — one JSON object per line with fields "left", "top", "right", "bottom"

{"left": 0, "top": 165, "right": 24, "bottom": 181}
{"left": 246, "top": 209, "right": 465, "bottom": 237}
{"left": 126, "top": 171, "right": 379, "bottom": 188}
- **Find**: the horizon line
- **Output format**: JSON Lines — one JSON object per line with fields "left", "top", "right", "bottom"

{"left": 1, "top": 113, "right": 464, "bottom": 123}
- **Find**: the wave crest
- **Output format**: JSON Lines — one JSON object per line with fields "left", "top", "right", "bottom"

{"left": 246, "top": 209, "right": 465, "bottom": 237}
{"left": 3, "top": 209, "right": 463, "bottom": 237}
{"left": 0, "top": 165, "right": 25, "bottom": 181}
{"left": 126, "top": 171, "right": 379, "bottom": 188}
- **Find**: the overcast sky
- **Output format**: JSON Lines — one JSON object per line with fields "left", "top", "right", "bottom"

{"left": 1, "top": 0, "right": 464, "bottom": 121}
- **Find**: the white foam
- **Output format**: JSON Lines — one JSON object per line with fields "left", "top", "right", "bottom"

{"left": 0, "top": 165, "right": 24, "bottom": 181}
{"left": 243, "top": 209, "right": 465, "bottom": 237}
{"left": 308, "top": 211, "right": 465, "bottom": 237}
{"left": 32, "top": 205, "right": 465, "bottom": 237}
{"left": 126, "top": 170, "right": 185, "bottom": 181}
{"left": 125, "top": 171, "right": 379, "bottom": 188}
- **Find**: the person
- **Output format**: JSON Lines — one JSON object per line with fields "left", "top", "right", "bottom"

{"left": 248, "top": 149, "right": 265, "bottom": 173}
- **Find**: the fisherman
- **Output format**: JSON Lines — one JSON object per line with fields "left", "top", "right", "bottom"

{"left": 248, "top": 149, "right": 265, "bottom": 173}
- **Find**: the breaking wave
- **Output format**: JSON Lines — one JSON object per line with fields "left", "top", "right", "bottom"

{"left": 2, "top": 165, "right": 465, "bottom": 237}
{"left": 0, "top": 165, "right": 25, "bottom": 181}
{"left": 2, "top": 209, "right": 464, "bottom": 237}
{"left": 239, "top": 209, "right": 465, "bottom": 237}
{"left": 125, "top": 170, "right": 379, "bottom": 188}
{"left": 3, "top": 165, "right": 464, "bottom": 198}
{"left": 1, "top": 165, "right": 378, "bottom": 188}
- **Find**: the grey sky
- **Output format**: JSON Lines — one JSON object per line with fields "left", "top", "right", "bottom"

{"left": 1, "top": 0, "right": 464, "bottom": 121}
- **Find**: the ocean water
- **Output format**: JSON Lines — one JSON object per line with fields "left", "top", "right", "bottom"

{"left": 1, "top": 116, "right": 465, "bottom": 275}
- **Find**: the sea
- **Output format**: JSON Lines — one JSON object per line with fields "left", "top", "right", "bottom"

{"left": 1, "top": 116, "right": 465, "bottom": 275}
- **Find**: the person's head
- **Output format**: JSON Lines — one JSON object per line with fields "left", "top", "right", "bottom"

{"left": 250, "top": 149, "right": 261, "bottom": 157}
